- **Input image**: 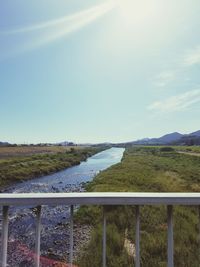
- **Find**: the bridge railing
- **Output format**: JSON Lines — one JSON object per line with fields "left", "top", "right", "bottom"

{"left": 0, "top": 192, "right": 200, "bottom": 267}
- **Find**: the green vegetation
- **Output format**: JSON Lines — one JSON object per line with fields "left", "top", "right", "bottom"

{"left": 0, "top": 146, "right": 104, "bottom": 189}
{"left": 76, "top": 146, "right": 200, "bottom": 267}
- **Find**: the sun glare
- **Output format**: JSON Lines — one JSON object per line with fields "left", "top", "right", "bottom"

{"left": 116, "top": 0, "right": 158, "bottom": 26}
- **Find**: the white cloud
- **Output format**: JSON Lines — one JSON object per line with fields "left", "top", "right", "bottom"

{"left": 183, "top": 46, "right": 200, "bottom": 66}
{"left": 148, "top": 89, "right": 200, "bottom": 112}
{"left": 154, "top": 71, "right": 176, "bottom": 87}
{"left": 154, "top": 45, "right": 200, "bottom": 88}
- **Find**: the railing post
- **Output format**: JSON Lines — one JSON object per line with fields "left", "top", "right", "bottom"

{"left": 35, "top": 205, "right": 42, "bottom": 267}
{"left": 135, "top": 205, "right": 140, "bottom": 267}
{"left": 198, "top": 206, "right": 200, "bottom": 263}
{"left": 102, "top": 207, "right": 106, "bottom": 267}
{"left": 167, "top": 205, "right": 174, "bottom": 267}
{"left": 1, "top": 206, "right": 9, "bottom": 267}
{"left": 69, "top": 205, "right": 74, "bottom": 267}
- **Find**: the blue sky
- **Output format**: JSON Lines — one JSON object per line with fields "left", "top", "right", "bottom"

{"left": 0, "top": 0, "right": 200, "bottom": 144}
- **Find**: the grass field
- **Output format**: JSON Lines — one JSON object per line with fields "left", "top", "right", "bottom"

{"left": 0, "top": 146, "right": 103, "bottom": 189}
{"left": 76, "top": 146, "right": 200, "bottom": 267}
{"left": 0, "top": 145, "right": 82, "bottom": 159}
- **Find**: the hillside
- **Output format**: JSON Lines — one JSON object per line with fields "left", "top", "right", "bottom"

{"left": 173, "top": 135, "right": 200, "bottom": 145}
{"left": 132, "top": 130, "right": 200, "bottom": 146}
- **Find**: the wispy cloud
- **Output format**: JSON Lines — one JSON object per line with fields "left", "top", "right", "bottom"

{"left": 154, "top": 71, "right": 176, "bottom": 87}
{"left": 183, "top": 46, "right": 200, "bottom": 66}
{"left": 154, "top": 45, "right": 200, "bottom": 88}
{"left": 148, "top": 89, "right": 200, "bottom": 112}
{"left": 0, "top": 1, "right": 115, "bottom": 58}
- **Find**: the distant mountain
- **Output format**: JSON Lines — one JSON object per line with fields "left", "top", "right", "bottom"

{"left": 158, "top": 132, "right": 183, "bottom": 143}
{"left": 132, "top": 130, "right": 200, "bottom": 146}
{"left": 190, "top": 130, "right": 200, "bottom": 137}
{"left": 172, "top": 131, "right": 200, "bottom": 145}
{"left": 133, "top": 132, "right": 183, "bottom": 145}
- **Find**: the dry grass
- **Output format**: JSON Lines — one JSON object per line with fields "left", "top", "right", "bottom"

{"left": 174, "top": 145, "right": 200, "bottom": 153}
{"left": 0, "top": 146, "right": 83, "bottom": 159}
{"left": 178, "top": 151, "right": 200, "bottom": 157}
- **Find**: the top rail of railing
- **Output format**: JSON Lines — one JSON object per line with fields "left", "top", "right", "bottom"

{"left": 0, "top": 192, "right": 200, "bottom": 206}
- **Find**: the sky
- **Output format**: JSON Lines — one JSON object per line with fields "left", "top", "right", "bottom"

{"left": 0, "top": 0, "right": 200, "bottom": 144}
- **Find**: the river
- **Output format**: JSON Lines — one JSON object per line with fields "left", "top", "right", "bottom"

{"left": 1, "top": 147, "right": 124, "bottom": 266}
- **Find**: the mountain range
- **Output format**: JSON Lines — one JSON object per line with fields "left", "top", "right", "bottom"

{"left": 1, "top": 130, "right": 200, "bottom": 147}
{"left": 132, "top": 130, "right": 200, "bottom": 145}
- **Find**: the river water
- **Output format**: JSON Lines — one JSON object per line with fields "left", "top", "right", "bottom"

{"left": 5, "top": 147, "right": 124, "bottom": 194}
{"left": 1, "top": 147, "right": 124, "bottom": 266}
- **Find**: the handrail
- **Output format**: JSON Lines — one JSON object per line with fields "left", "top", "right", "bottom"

{"left": 0, "top": 192, "right": 200, "bottom": 206}
{"left": 1, "top": 192, "right": 200, "bottom": 267}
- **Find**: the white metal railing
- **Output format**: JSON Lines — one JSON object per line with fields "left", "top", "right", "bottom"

{"left": 0, "top": 192, "right": 200, "bottom": 267}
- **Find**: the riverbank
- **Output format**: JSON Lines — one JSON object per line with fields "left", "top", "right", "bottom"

{"left": 76, "top": 146, "right": 200, "bottom": 267}
{"left": 0, "top": 146, "right": 106, "bottom": 190}
{"left": 0, "top": 147, "right": 125, "bottom": 266}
